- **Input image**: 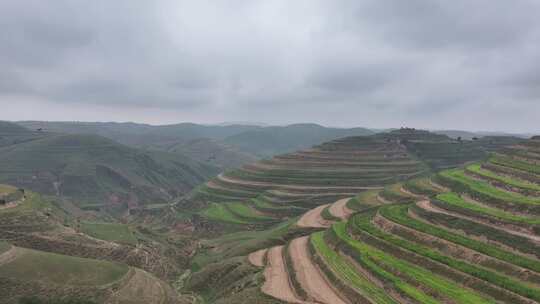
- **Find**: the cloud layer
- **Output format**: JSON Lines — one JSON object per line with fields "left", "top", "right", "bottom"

{"left": 1, "top": 0, "right": 539, "bottom": 132}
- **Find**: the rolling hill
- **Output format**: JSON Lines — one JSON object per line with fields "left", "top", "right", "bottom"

{"left": 0, "top": 133, "right": 218, "bottom": 212}
{"left": 0, "top": 121, "right": 50, "bottom": 148}
{"left": 16, "top": 121, "right": 375, "bottom": 163}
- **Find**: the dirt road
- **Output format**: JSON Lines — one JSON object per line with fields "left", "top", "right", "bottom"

{"left": 261, "top": 246, "right": 309, "bottom": 303}
{"left": 297, "top": 204, "right": 332, "bottom": 228}
{"left": 328, "top": 197, "right": 354, "bottom": 220}
{"left": 248, "top": 248, "right": 267, "bottom": 267}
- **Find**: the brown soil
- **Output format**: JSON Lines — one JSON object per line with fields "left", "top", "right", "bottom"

{"left": 289, "top": 237, "right": 347, "bottom": 304}
{"left": 261, "top": 246, "right": 310, "bottom": 304}
{"left": 328, "top": 198, "right": 354, "bottom": 220}
{"left": 248, "top": 248, "right": 267, "bottom": 267}
{"left": 297, "top": 204, "right": 332, "bottom": 228}
{"left": 376, "top": 195, "right": 393, "bottom": 205}
{"left": 428, "top": 180, "right": 450, "bottom": 192}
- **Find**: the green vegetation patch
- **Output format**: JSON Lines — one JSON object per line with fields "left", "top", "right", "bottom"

{"left": 350, "top": 210, "right": 540, "bottom": 302}
{"left": 347, "top": 190, "right": 382, "bottom": 211}
{"left": 380, "top": 204, "right": 540, "bottom": 273}
{"left": 439, "top": 169, "right": 540, "bottom": 206}
{"left": 310, "top": 232, "right": 397, "bottom": 304}
{"left": 0, "top": 241, "right": 11, "bottom": 254}
{"left": 437, "top": 192, "right": 540, "bottom": 225}
{"left": 467, "top": 164, "right": 540, "bottom": 191}
{"left": 490, "top": 155, "right": 540, "bottom": 175}
{"left": 332, "top": 222, "right": 492, "bottom": 304}
{"left": 201, "top": 203, "right": 250, "bottom": 225}
{"left": 80, "top": 221, "right": 137, "bottom": 245}
{"left": 0, "top": 247, "right": 128, "bottom": 286}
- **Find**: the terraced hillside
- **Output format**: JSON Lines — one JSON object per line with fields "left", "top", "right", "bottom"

{"left": 194, "top": 134, "right": 426, "bottom": 229}
{"left": 192, "top": 129, "right": 519, "bottom": 230}
{"left": 0, "top": 186, "right": 195, "bottom": 283}
{"left": 241, "top": 136, "right": 540, "bottom": 304}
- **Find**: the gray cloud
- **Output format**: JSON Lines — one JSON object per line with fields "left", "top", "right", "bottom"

{"left": 0, "top": 0, "right": 539, "bottom": 133}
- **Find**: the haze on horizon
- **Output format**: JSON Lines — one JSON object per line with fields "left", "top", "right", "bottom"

{"left": 1, "top": 1, "right": 539, "bottom": 133}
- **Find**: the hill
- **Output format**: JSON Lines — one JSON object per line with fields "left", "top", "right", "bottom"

{"left": 0, "top": 241, "right": 180, "bottom": 304}
{"left": 16, "top": 121, "right": 375, "bottom": 163}
{"left": 0, "top": 121, "right": 50, "bottom": 148}
{"left": 0, "top": 133, "right": 218, "bottom": 212}
{"left": 207, "top": 136, "right": 540, "bottom": 304}
{"left": 0, "top": 185, "right": 195, "bottom": 303}
{"left": 190, "top": 129, "right": 520, "bottom": 230}
{"left": 166, "top": 138, "right": 258, "bottom": 170}
{"left": 180, "top": 131, "right": 530, "bottom": 303}
{"left": 222, "top": 123, "right": 374, "bottom": 157}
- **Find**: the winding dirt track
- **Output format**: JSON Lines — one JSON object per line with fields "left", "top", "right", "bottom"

{"left": 297, "top": 204, "right": 332, "bottom": 228}
{"left": 416, "top": 200, "right": 540, "bottom": 243}
{"left": 261, "top": 246, "right": 310, "bottom": 304}
{"left": 289, "top": 237, "right": 347, "bottom": 304}
{"left": 248, "top": 248, "right": 267, "bottom": 267}
{"left": 328, "top": 197, "right": 354, "bottom": 220}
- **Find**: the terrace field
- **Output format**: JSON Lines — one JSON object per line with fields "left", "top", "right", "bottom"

{"left": 192, "top": 129, "right": 514, "bottom": 231}
{"left": 220, "top": 136, "right": 540, "bottom": 304}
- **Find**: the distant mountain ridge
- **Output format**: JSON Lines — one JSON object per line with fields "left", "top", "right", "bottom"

{"left": 16, "top": 121, "right": 375, "bottom": 164}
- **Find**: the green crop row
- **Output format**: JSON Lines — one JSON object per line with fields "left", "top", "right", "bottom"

{"left": 439, "top": 169, "right": 540, "bottom": 206}
{"left": 437, "top": 192, "right": 540, "bottom": 225}
{"left": 331, "top": 222, "right": 493, "bottom": 304}
{"left": 466, "top": 164, "right": 540, "bottom": 191}
{"left": 490, "top": 155, "right": 540, "bottom": 175}
{"left": 379, "top": 204, "right": 540, "bottom": 273}
{"left": 349, "top": 211, "right": 540, "bottom": 302}
{"left": 412, "top": 204, "right": 540, "bottom": 257}
{"left": 309, "top": 231, "right": 398, "bottom": 304}
{"left": 225, "top": 202, "right": 276, "bottom": 222}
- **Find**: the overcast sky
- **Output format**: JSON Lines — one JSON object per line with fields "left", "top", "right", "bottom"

{"left": 0, "top": 1, "right": 539, "bottom": 132}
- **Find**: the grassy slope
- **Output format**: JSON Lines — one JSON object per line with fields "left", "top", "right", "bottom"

{"left": 80, "top": 222, "right": 137, "bottom": 245}
{"left": 0, "top": 133, "right": 218, "bottom": 209}
{"left": 0, "top": 247, "right": 128, "bottom": 286}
